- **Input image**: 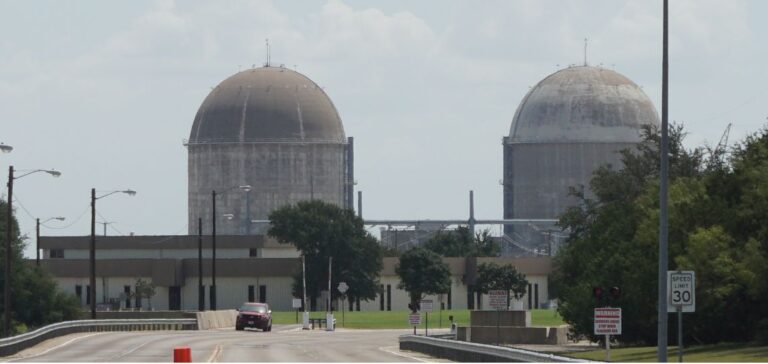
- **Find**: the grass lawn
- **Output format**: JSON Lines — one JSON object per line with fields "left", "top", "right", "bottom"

{"left": 271, "top": 309, "right": 564, "bottom": 329}
{"left": 566, "top": 342, "right": 768, "bottom": 362}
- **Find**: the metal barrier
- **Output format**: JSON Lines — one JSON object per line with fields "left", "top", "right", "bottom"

{"left": 0, "top": 318, "right": 198, "bottom": 357}
{"left": 399, "top": 335, "right": 593, "bottom": 363}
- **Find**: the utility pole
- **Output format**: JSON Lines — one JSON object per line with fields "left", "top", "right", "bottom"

{"left": 211, "top": 190, "right": 217, "bottom": 310}
{"left": 90, "top": 188, "right": 97, "bottom": 319}
{"left": 4, "top": 166, "right": 14, "bottom": 336}
{"left": 198, "top": 218, "right": 204, "bottom": 311}
{"left": 657, "top": 0, "right": 670, "bottom": 361}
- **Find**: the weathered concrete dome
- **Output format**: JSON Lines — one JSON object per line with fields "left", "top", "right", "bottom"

{"left": 509, "top": 66, "right": 659, "bottom": 144}
{"left": 502, "top": 66, "right": 659, "bottom": 256}
{"left": 189, "top": 66, "right": 346, "bottom": 143}
{"left": 187, "top": 66, "right": 353, "bottom": 236}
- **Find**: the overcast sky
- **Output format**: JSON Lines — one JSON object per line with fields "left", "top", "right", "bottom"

{"left": 2, "top": 0, "right": 767, "bottom": 257}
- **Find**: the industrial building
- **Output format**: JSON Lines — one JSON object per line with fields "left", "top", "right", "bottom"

{"left": 186, "top": 66, "right": 354, "bottom": 235}
{"left": 502, "top": 65, "right": 660, "bottom": 253}
{"left": 37, "top": 63, "right": 661, "bottom": 313}
{"left": 39, "top": 235, "right": 551, "bottom": 312}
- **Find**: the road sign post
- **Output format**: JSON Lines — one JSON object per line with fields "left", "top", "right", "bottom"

{"left": 408, "top": 313, "right": 421, "bottom": 335}
{"left": 338, "top": 282, "right": 349, "bottom": 328}
{"left": 594, "top": 307, "right": 621, "bottom": 362}
{"left": 420, "top": 300, "right": 433, "bottom": 336}
{"left": 488, "top": 290, "right": 508, "bottom": 346}
{"left": 292, "top": 298, "right": 302, "bottom": 324}
{"left": 668, "top": 271, "right": 695, "bottom": 362}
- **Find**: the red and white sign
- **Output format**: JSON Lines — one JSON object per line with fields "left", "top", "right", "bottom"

{"left": 488, "top": 290, "right": 508, "bottom": 310}
{"left": 408, "top": 314, "right": 421, "bottom": 325}
{"left": 594, "top": 307, "right": 622, "bottom": 335}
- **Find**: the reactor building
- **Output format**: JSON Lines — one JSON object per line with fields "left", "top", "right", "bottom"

{"left": 502, "top": 65, "right": 660, "bottom": 254}
{"left": 187, "top": 66, "right": 353, "bottom": 235}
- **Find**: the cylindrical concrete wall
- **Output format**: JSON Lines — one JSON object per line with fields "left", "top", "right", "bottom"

{"left": 188, "top": 141, "right": 349, "bottom": 234}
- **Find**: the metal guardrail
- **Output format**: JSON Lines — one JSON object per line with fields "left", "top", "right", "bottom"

{"left": 399, "top": 335, "right": 593, "bottom": 363}
{"left": 0, "top": 318, "right": 198, "bottom": 357}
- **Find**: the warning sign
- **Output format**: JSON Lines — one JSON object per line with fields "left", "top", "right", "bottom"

{"left": 488, "top": 290, "right": 508, "bottom": 310}
{"left": 594, "top": 307, "right": 622, "bottom": 335}
{"left": 408, "top": 313, "right": 421, "bottom": 325}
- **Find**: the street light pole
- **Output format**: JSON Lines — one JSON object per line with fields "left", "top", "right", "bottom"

{"left": 90, "top": 189, "right": 96, "bottom": 319}
{"left": 36, "top": 217, "right": 65, "bottom": 266}
{"left": 198, "top": 217, "right": 204, "bottom": 311}
{"left": 90, "top": 188, "right": 136, "bottom": 319}
{"left": 243, "top": 186, "right": 251, "bottom": 235}
{"left": 5, "top": 166, "right": 60, "bottom": 336}
{"left": 211, "top": 190, "right": 217, "bottom": 310}
{"left": 4, "top": 166, "right": 14, "bottom": 337}
{"left": 658, "top": 0, "right": 670, "bottom": 361}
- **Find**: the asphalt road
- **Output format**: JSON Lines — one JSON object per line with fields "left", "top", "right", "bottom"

{"left": 1, "top": 325, "right": 450, "bottom": 362}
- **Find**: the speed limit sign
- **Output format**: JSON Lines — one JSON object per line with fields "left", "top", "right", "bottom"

{"left": 668, "top": 271, "right": 695, "bottom": 312}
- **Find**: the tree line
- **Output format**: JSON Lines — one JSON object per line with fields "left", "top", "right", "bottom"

{"left": 553, "top": 124, "right": 768, "bottom": 345}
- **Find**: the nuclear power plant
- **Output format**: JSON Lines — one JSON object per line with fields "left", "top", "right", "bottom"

{"left": 186, "top": 66, "right": 354, "bottom": 235}
{"left": 39, "top": 62, "right": 661, "bottom": 311}
{"left": 503, "top": 65, "right": 660, "bottom": 253}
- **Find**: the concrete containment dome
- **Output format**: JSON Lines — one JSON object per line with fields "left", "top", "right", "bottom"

{"left": 188, "top": 66, "right": 353, "bottom": 235}
{"left": 189, "top": 67, "right": 345, "bottom": 143}
{"left": 509, "top": 66, "right": 658, "bottom": 144}
{"left": 502, "top": 66, "right": 659, "bottom": 255}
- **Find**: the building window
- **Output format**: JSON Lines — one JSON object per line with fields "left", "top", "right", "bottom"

{"left": 447, "top": 285, "right": 452, "bottom": 309}
{"left": 379, "top": 284, "right": 384, "bottom": 311}
{"left": 259, "top": 285, "right": 267, "bottom": 303}
{"left": 249, "top": 248, "right": 259, "bottom": 257}
{"left": 75, "top": 285, "right": 82, "bottom": 304}
{"left": 386, "top": 284, "right": 392, "bottom": 311}
{"left": 50, "top": 249, "right": 64, "bottom": 258}
{"left": 124, "top": 286, "right": 131, "bottom": 309}
{"left": 248, "top": 285, "right": 255, "bottom": 302}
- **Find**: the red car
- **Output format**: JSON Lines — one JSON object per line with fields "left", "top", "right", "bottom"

{"left": 235, "top": 302, "right": 272, "bottom": 331}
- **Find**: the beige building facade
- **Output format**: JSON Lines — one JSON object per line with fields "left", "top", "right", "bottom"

{"left": 40, "top": 235, "right": 552, "bottom": 312}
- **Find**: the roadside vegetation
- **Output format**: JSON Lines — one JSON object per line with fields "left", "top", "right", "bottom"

{"left": 565, "top": 342, "right": 768, "bottom": 362}
{"left": 553, "top": 124, "right": 768, "bottom": 345}
{"left": 0, "top": 200, "right": 81, "bottom": 336}
{"left": 271, "top": 308, "right": 565, "bottom": 329}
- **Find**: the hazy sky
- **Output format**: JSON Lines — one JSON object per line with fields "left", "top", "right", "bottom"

{"left": 2, "top": 0, "right": 767, "bottom": 257}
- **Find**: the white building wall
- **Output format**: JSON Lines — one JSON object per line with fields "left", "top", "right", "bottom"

{"left": 259, "top": 248, "right": 301, "bottom": 258}
{"left": 180, "top": 277, "right": 295, "bottom": 311}
{"left": 60, "top": 249, "right": 250, "bottom": 259}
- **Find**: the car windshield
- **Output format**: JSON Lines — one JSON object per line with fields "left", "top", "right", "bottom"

{"left": 240, "top": 304, "right": 267, "bottom": 313}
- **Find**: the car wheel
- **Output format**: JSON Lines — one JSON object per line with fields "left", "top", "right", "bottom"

{"left": 236, "top": 325, "right": 244, "bottom": 331}
{"left": 267, "top": 325, "right": 272, "bottom": 332}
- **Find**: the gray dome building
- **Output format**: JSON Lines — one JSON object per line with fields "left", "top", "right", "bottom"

{"left": 188, "top": 66, "right": 353, "bottom": 235}
{"left": 503, "top": 66, "right": 659, "bottom": 252}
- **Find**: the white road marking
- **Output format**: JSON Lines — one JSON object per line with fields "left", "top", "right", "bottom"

{"left": 3, "top": 332, "right": 104, "bottom": 362}
{"left": 109, "top": 337, "right": 154, "bottom": 360}
{"left": 207, "top": 344, "right": 223, "bottom": 362}
{"left": 378, "top": 345, "right": 433, "bottom": 362}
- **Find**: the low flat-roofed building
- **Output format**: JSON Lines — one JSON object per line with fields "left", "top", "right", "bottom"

{"left": 40, "top": 235, "right": 552, "bottom": 312}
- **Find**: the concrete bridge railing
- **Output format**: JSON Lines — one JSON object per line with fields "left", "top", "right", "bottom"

{"left": 0, "top": 318, "right": 198, "bottom": 357}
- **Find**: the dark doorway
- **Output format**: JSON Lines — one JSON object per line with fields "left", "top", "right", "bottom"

{"left": 248, "top": 285, "right": 255, "bottom": 302}
{"left": 259, "top": 285, "right": 267, "bottom": 303}
{"left": 169, "top": 286, "right": 181, "bottom": 310}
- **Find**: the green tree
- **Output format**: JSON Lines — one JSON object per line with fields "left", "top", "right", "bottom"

{"left": 0, "top": 199, "right": 80, "bottom": 335}
{"left": 475, "top": 262, "right": 529, "bottom": 304}
{"left": 268, "top": 200, "right": 382, "bottom": 310}
{"left": 395, "top": 247, "right": 451, "bottom": 312}
{"left": 131, "top": 278, "right": 156, "bottom": 310}
{"left": 422, "top": 226, "right": 500, "bottom": 257}
{"left": 552, "top": 124, "right": 707, "bottom": 344}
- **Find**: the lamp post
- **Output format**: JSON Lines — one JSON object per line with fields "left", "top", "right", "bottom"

{"left": 210, "top": 184, "right": 251, "bottom": 310}
{"left": 90, "top": 188, "right": 135, "bottom": 319}
{"left": 5, "top": 166, "right": 61, "bottom": 336}
{"left": 36, "top": 216, "right": 65, "bottom": 266}
{"left": 241, "top": 185, "right": 252, "bottom": 235}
